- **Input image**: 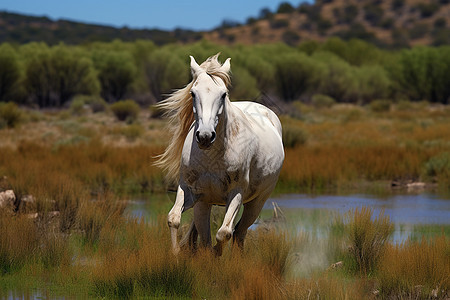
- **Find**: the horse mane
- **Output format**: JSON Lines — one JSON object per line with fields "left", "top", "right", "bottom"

{"left": 155, "top": 54, "right": 231, "bottom": 182}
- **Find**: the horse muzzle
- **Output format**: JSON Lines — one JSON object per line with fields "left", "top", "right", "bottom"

{"left": 196, "top": 130, "right": 216, "bottom": 150}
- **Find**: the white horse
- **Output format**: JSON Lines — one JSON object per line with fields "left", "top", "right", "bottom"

{"left": 156, "top": 54, "right": 284, "bottom": 256}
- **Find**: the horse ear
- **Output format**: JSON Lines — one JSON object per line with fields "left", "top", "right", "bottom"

{"left": 190, "top": 56, "right": 202, "bottom": 77}
{"left": 220, "top": 58, "right": 231, "bottom": 74}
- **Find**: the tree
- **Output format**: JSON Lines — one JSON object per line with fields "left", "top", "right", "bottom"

{"left": 92, "top": 50, "right": 137, "bottom": 102}
{"left": 24, "top": 44, "right": 99, "bottom": 107}
{"left": 277, "top": 2, "right": 295, "bottom": 14}
{"left": 0, "top": 44, "right": 22, "bottom": 102}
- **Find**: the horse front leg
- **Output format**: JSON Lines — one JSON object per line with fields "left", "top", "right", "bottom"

{"left": 168, "top": 185, "right": 185, "bottom": 255}
{"left": 194, "top": 201, "right": 212, "bottom": 248}
{"left": 214, "top": 190, "right": 242, "bottom": 256}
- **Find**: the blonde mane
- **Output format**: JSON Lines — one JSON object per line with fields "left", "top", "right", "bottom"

{"left": 155, "top": 54, "right": 231, "bottom": 182}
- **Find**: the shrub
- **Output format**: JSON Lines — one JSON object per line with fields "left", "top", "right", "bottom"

{"left": 70, "top": 97, "right": 87, "bottom": 116}
{"left": 0, "top": 102, "right": 22, "bottom": 129}
{"left": 275, "top": 52, "right": 322, "bottom": 101}
{"left": 121, "top": 124, "right": 144, "bottom": 142}
{"left": 424, "top": 152, "right": 450, "bottom": 179}
{"left": 282, "top": 124, "right": 307, "bottom": 148}
{"left": 356, "top": 65, "right": 391, "bottom": 102}
{"left": 92, "top": 50, "right": 137, "bottom": 102}
{"left": 110, "top": 99, "right": 140, "bottom": 122}
{"left": 143, "top": 50, "right": 189, "bottom": 101}
{"left": 311, "top": 94, "right": 336, "bottom": 108}
{"left": 370, "top": 99, "right": 391, "bottom": 113}
{"left": 229, "top": 67, "right": 259, "bottom": 100}
{"left": 0, "top": 43, "right": 21, "bottom": 103}
{"left": 342, "top": 207, "right": 393, "bottom": 276}
{"left": 270, "top": 18, "right": 290, "bottom": 29}
{"left": 312, "top": 51, "right": 357, "bottom": 102}
{"left": 24, "top": 44, "right": 100, "bottom": 107}
{"left": 392, "top": 46, "right": 450, "bottom": 103}
{"left": 277, "top": 2, "right": 295, "bottom": 14}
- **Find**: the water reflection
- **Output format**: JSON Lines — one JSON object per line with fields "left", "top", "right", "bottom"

{"left": 126, "top": 192, "right": 450, "bottom": 244}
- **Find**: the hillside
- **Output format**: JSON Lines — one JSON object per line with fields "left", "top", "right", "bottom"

{"left": 0, "top": 11, "right": 202, "bottom": 45}
{"left": 1, "top": 0, "right": 450, "bottom": 47}
{"left": 205, "top": 0, "right": 450, "bottom": 47}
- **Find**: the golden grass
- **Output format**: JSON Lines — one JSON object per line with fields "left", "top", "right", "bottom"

{"left": 378, "top": 236, "right": 450, "bottom": 299}
{"left": 0, "top": 104, "right": 450, "bottom": 298}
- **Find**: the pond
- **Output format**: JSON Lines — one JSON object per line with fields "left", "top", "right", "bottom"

{"left": 126, "top": 190, "right": 450, "bottom": 244}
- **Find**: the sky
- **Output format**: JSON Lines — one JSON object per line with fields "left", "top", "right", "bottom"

{"left": 0, "top": 0, "right": 304, "bottom": 31}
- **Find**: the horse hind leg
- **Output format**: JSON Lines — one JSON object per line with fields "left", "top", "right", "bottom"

{"left": 233, "top": 194, "right": 268, "bottom": 250}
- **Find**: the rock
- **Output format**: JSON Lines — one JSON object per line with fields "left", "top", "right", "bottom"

{"left": 406, "top": 182, "right": 426, "bottom": 190}
{"left": 327, "top": 261, "right": 343, "bottom": 270}
{"left": 0, "top": 190, "right": 15, "bottom": 209}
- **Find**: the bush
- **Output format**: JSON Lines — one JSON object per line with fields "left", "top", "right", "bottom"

{"left": 70, "top": 97, "right": 87, "bottom": 116}
{"left": 282, "top": 124, "right": 307, "bottom": 148}
{"left": 424, "top": 152, "right": 450, "bottom": 179}
{"left": 275, "top": 52, "right": 322, "bottom": 101}
{"left": 392, "top": 46, "right": 450, "bottom": 103}
{"left": 311, "top": 94, "right": 336, "bottom": 108}
{"left": 110, "top": 99, "right": 140, "bottom": 122}
{"left": 0, "top": 44, "right": 21, "bottom": 103}
{"left": 24, "top": 44, "right": 100, "bottom": 107}
{"left": 92, "top": 50, "right": 137, "bottom": 102}
{"left": 0, "top": 102, "right": 22, "bottom": 129}
{"left": 312, "top": 52, "right": 357, "bottom": 102}
{"left": 370, "top": 99, "right": 391, "bottom": 113}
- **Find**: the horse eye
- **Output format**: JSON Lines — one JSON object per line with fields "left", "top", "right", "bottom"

{"left": 190, "top": 91, "right": 195, "bottom": 99}
{"left": 221, "top": 93, "right": 227, "bottom": 101}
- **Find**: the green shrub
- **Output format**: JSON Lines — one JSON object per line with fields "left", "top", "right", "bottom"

{"left": 121, "top": 124, "right": 144, "bottom": 142}
{"left": 370, "top": 99, "right": 391, "bottom": 113}
{"left": 74, "top": 95, "right": 108, "bottom": 113}
{"left": 311, "top": 94, "right": 336, "bottom": 108}
{"left": 282, "top": 124, "right": 307, "bottom": 148}
{"left": 392, "top": 46, "right": 450, "bottom": 103}
{"left": 312, "top": 51, "right": 357, "bottom": 102}
{"left": 0, "top": 44, "right": 21, "bottom": 103}
{"left": 92, "top": 50, "right": 137, "bottom": 102}
{"left": 0, "top": 102, "right": 22, "bottom": 129}
{"left": 424, "top": 152, "right": 450, "bottom": 178}
{"left": 24, "top": 44, "right": 100, "bottom": 107}
{"left": 70, "top": 97, "right": 87, "bottom": 116}
{"left": 275, "top": 52, "right": 322, "bottom": 101}
{"left": 110, "top": 100, "right": 140, "bottom": 122}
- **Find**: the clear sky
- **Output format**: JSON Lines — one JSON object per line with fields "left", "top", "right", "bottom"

{"left": 0, "top": 0, "right": 303, "bottom": 31}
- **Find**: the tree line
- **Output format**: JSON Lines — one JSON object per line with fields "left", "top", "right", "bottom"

{"left": 0, "top": 38, "right": 449, "bottom": 108}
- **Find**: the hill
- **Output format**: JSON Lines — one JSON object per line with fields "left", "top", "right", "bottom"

{"left": 0, "top": 11, "right": 202, "bottom": 45}
{"left": 1, "top": 0, "right": 450, "bottom": 47}
{"left": 205, "top": 0, "right": 450, "bottom": 47}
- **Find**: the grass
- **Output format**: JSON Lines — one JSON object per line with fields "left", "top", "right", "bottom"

{"left": 0, "top": 102, "right": 449, "bottom": 298}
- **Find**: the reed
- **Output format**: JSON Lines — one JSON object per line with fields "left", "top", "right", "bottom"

{"left": 342, "top": 207, "right": 394, "bottom": 276}
{"left": 378, "top": 236, "right": 450, "bottom": 299}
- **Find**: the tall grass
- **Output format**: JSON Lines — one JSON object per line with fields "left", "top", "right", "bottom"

{"left": 344, "top": 207, "right": 393, "bottom": 276}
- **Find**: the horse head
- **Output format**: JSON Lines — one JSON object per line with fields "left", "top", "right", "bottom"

{"left": 189, "top": 55, "right": 231, "bottom": 150}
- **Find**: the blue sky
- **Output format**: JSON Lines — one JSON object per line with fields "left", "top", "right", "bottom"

{"left": 0, "top": 0, "right": 304, "bottom": 31}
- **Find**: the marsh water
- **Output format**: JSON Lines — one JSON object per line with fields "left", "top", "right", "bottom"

{"left": 126, "top": 190, "right": 450, "bottom": 244}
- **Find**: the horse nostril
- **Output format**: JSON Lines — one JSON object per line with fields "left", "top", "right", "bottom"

{"left": 211, "top": 131, "right": 216, "bottom": 142}
{"left": 195, "top": 131, "right": 200, "bottom": 142}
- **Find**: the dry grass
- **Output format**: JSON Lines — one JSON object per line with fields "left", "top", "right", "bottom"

{"left": 378, "top": 236, "right": 450, "bottom": 299}
{"left": 0, "top": 104, "right": 449, "bottom": 298}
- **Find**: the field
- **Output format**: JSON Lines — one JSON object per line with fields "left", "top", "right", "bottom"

{"left": 1, "top": 102, "right": 449, "bottom": 299}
